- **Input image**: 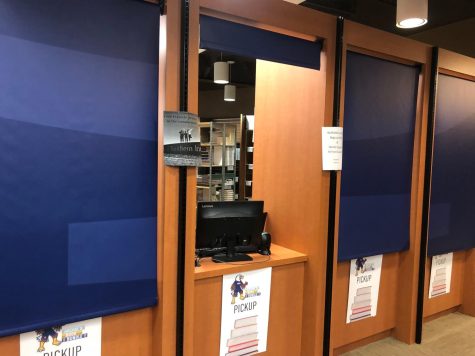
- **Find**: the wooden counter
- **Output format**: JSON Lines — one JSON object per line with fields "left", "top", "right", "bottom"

{"left": 193, "top": 244, "right": 307, "bottom": 356}
{"left": 195, "top": 244, "right": 307, "bottom": 280}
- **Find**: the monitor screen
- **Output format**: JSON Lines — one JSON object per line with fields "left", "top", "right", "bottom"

{"left": 196, "top": 201, "right": 266, "bottom": 251}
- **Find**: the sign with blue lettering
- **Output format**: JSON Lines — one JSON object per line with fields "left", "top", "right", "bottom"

{"left": 20, "top": 318, "right": 101, "bottom": 356}
{"left": 219, "top": 268, "right": 272, "bottom": 356}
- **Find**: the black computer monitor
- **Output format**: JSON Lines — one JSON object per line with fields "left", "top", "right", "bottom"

{"left": 196, "top": 201, "right": 266, "bottom": 263}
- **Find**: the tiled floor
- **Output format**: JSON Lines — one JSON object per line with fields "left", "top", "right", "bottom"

{"left": 343, "top": 312, "right": 475, "bottom": 356}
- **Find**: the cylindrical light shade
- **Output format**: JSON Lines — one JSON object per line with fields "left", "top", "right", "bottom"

{"left": 396, "top": 0, "right": 428, "bottom": 28}
{"left": 224, "top": 85, "right": 236, "bottom": 102}
{"left": 214, "top": 61, "right": 229, "bottom": 84}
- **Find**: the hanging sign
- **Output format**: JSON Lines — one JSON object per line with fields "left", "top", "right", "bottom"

{"left": 346, "top": 255, "right": 383, "bottom": 323}
{"left": 20, "top": 318, "right": 102, "bottom": 356}
{"left": 163, "top": 111, "right": 201, "bottom": 166}
{"left": 322, "top": 127, "right": 343, "bottom": 171}
{"left": 219, "top": 268, "right": 272, "bottom": 356}
{"left": 428, "top": 252, "right": 453, "bottom": 298}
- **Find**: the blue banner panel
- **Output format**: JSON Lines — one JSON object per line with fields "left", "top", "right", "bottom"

{"left": 338, "top": 51, "right": 419, "bottom": 261}
{"left": 428, "top": 74, "right": 475, "bottom": 256}
{"left": 200, "top": 15, "right": 321, "bottom": 70}
{"left": 0, "top": 0, "right": 159, "bottom": 337}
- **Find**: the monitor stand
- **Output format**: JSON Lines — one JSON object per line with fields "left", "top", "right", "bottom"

{"left": 212, "top": 233, "right": 253, "bottom": 263}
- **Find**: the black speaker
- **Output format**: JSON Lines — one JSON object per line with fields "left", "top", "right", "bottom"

{"left": 258, "top": 232, "right": 271, "bottom": 255}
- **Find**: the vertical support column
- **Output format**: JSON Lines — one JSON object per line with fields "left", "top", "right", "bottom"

{"left": 176, "top": 1, "right": 190, "bottom": 355}
{"left": 461, "top": 249, "right": 475, "bottom": 316}
{"left": 155, "top": 2, "right": 197, "bottom": 355}
{"left": 323, "top": 16, "right": 344, "bottom": 356}
{"left": 415, "top": 46, "right": 439, "bottom": 344}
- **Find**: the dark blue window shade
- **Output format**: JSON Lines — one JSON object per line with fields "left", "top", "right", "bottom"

{"left": 0, "top": 0, "right": 159, "bottom": 337}
{"left": 428, "top": 74, "right": 475, "bottom": 256}
{"left": 200, "top": 15, "right": 321, "bottom": 70}
{"left": 338, "top": 51, "right": 419, "bottom": 261}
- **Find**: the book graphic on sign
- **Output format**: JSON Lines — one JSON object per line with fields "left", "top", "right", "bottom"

{"left": 349, "top": 287, "right": 372, "bottom": 321}
{"left": 431, "top": 268, "right": 447, "bottom": 297}
{"left": 226, "top": 316, "right": 259, "bottom": 356}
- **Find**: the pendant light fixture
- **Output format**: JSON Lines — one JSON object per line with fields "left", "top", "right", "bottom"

{"left": 214, "top": 53, "right": 229, "bottom": 84}
{"left": 224, "top": 61, "right": 236, "bottom": 102}
{"left": 396, "top": 0, "right": 428, "bottom": 29}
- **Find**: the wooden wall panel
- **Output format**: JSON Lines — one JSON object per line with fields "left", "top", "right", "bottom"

{"left": 0, "top": 335, "right": 19, "bottom": 355}
{"left": 331, "top": 253, "right": 399, "bottom": 349}
{"left": 193, "top": 263, "right": 305, "bottom": 356}
{"left": 252, "top": 59, "right": 330, "bottom": 355}
{"left": 461, "top": 249, "right": 475, "bottom": 316}
{"left": 102, "top": 309, "right": 153, "bottom": 356}
{"left": 423, "top": 251, "right": 466, "bottom": 318}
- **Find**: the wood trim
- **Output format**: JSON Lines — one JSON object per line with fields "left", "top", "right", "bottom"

{"left": 333, "top": 330, "right": 392, "bottom": 355}
{"left": 393, "top": 47, "right": 432, "bottom": 344}
{"left": 154, "top": 3, "right": 182, "bottom": 355}
{"left": 345, "top": 20, "right": 430, "bottom": 64}
{"left": 438, "top": 68, "right": 475, "bottom": 82}
{"left": 423, "top": 306, "right": 460, "bottom": 322}
{"left": 347, "top": 45, "right": 419, "bottom": 67}
{"left": 438, "top": 48, "right": 475, "bottom": 78}
{"left": 460, "top": 249, "right": 475, "bottom": 317}
{"left": 200, "top": 0, "right": 335, "bottom": 40}
{"left": 183, "top": 0, "right": 200, "bottom": 354}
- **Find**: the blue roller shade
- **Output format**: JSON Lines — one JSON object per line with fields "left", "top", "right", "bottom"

{"left": 428, "top": 74, "right": 475, "bottom": 256}
{"left": 200, "top": 15, "right": 321, "bottom": 70}
{"left": 338, "top": 51, "right": 419, "bottom": 261}
{"left": 0, "top": 0, "right": 159, "bottom": 337}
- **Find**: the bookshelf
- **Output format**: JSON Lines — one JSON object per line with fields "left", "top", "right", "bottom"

{"left": 197, "top": 119, "right": 240, "bottom": 202}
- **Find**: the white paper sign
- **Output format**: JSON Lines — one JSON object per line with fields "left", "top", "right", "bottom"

{"left": 429, "top": 252, "right": 453, "bottom": 298}
{"left": 346, "top": 255, "right": 383, "bottom": 323}
{"left": 322, "top": 127, "right": 343, "bottom": 171}
{"left": 20, "top": 318, "right": 102, "bottom": 356}
{"left": 219, "top": 268, "right": 272, "bottom": 356}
